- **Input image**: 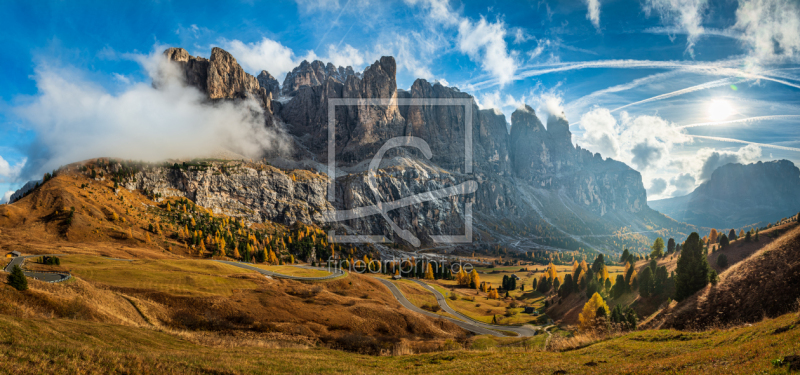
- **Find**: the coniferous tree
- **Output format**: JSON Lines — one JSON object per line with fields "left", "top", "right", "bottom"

{"left": 638, "top": 267, "right": 653, "bottom": 297}
{"left": 729, "top": 229, "right": 737, "bottom": 241}
{"left": 591, "top": 254, "right": 605, "bottom": 273}
{"left": 667, "top": 238, "right": 676, "bottom": 254}
{"left": 560, "top": 274, "right": 574, "bottom": 297}
{"left": 7, "top": 265, "right": 27, "bottom": 291}
{"left": 716, "top": 253, "right": 728, "bottom": 269}
{"left": 674, "top": 233, "right": 710, "bottom": 301}
{"left": 719, "top": 234, "right": 729, "bottom": 248}
{"left": 620, "top": 249, "right": 631, "bottom": 264}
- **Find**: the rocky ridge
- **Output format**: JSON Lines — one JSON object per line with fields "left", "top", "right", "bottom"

{"left": 151, "top": 47, "right": 695, "bottom": 253}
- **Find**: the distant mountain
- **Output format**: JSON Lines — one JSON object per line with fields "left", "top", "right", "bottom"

{"left": 649, "top": 160, "right": 800, "bottom": 229}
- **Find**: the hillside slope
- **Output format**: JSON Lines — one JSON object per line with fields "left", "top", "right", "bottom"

{"left": 649, "top": 160, "right": 800, "bottom": 228}
{"left": 660, "top": 223, "right": 800, "bottom": 330}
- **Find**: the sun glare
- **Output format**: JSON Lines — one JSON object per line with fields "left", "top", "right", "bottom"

{"left": 706, "top": 99, "right": 735, "bottom": 122}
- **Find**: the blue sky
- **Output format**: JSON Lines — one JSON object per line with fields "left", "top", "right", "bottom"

{"left": 1, "top": 0, "right": 799, "bottom": 203}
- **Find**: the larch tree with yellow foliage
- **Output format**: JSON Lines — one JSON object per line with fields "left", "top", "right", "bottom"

{"left": 424, "top": 263, "right": 435, "bottom": 279}
{"left": 579, "top": 292, "right": 609, "bottom": 331}
{"left": 469, "top": 269, "right": 480, "bottom": 289}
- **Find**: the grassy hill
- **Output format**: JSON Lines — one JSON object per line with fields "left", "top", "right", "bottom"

{"left": 659, "top": 222, "right": 800, "bottom": 330}
{"left": 0, "top": 301, "right": 798, "bottom": 374}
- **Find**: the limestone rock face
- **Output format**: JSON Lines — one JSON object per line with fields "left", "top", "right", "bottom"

{"left": 163, "top": 47, "right": 273, "bottom": 121}
{"left": 126, "top": 162, "right": 331, "bottom": 225}
{"left": 257, "top": 70, "right": 280, "bottom": 99}
{"left": 281, "top": 60, "right": 361, "bottom": 96}
{"left": 508, "top": 105, "right": 646, "bottom": 215}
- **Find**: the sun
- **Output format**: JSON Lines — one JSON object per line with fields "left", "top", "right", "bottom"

{"left": 706, "top": 99, "right": 735, "bottom": 122}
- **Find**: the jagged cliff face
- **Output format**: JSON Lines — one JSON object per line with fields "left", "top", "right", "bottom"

{"left": 281, "top": 60, "right": 361, "bottom": 96}
{"left": 156, "top": 46, "right": 660, "bottom": 251}
{"left": 164, "top": 47, "right": 274, "bottom": 123}
{"left": 123, "top": 162, "right": 331, "bottom": 225}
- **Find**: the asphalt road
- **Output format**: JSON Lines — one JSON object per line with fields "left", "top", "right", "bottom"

{"left": 216, "top": 261, "right": 345, "bottom": 281}
{"left": 372, "top": 277, "right": 505, "bottom": 337}
{"left": 3, "top": 255, "right": 71, "bottom": 283}
{"left": 409, "top": 279, "right": 540, "bottom": 337}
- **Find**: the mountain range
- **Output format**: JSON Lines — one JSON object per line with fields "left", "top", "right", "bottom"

{"left": 152, "top": 47, "right": 699, "bottom": 256}
{"left": 649, "top": 160, "right": 800, "bottom": 229}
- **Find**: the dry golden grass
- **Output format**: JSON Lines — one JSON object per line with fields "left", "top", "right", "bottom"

{"left": 249, "top": 264, "right": 332, "bottom": 278}
{"left": 661, "top": 223, "right": 800, "bottom": 330}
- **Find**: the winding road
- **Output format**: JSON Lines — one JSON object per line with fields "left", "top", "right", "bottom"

{"left": 2, "top": 254, "right": 71, "bottom": 283}
{"left": 372, "top": 277, "right": 505, "bottom": 337}
{"left": 408, "top": 279, "right": 540, "bottom": 337}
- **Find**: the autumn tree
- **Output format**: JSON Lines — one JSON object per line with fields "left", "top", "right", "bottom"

{"left": 709, "top": 229, "right": 718, "bottom": 244}
{"left": 674, "top": 233, "right": 710, "bottom": 301}
{"left": 470, "top": 270, "right": 480, "bottom": 289}
{"left": 650, "top": 237, "right": 665, "bottom": 259}
{"left": 579, "top": 292, "right": 609, "bottom": 331}
{"left": 424, "top": 263, "right": 435, "bottom": 280}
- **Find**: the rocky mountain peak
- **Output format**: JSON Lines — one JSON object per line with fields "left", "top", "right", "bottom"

{"left": 281, "top": 59, "right": 362, "bottom": 96}
{"left": 257, "top": 70, "right": 280, "bottom": 98}
{"left": 164, "top": 47, "right": 273, "bottom": 121}
{"left": 649, "top": 160, "right": 800, "bottom": 228}
{"left": 547, "top": 115, "right": 572, "bottom": 142}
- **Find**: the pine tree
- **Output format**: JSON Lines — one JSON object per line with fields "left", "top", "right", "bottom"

{"left": 667, "top": 238, "right": 676, "bottom": 254}
{"left": 729, "top": 229, "right": 737, "bottom": 241}
{"left": 638, "top": 267, "right": 653, "bottom": 297}
{"left": 719, "top": 234, "right": 729, "bottom": 248}
{"left": 674, "top": 233, "right": 710, "bottom": 301}
{"left": 716, "top": 253, "right": 728, "bottom": 269}
{"left": 7, "top": 265, "right": 28, "bottom": 291}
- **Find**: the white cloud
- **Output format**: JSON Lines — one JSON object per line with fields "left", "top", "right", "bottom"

{"left": 218, "top": 37, "right": 372, "bottom": 81}
{"left": 0, "top": 155, "right": 25, "bottom": 180}
{"left": 458, "top": 17, "right": 518, "bottom": 86}
{"left": 513, "top": 28, "right": 533, "bottom": 44}
{"left": 13, "top": 46, "right": 289, "bottom": 180}
{"left": 585, "top": 0, "right": 601, "bottom": 29}
{"left": 407, "top": 0, "right": 519, "bottom": 86}
{"left": 696, "top": 144, "right": 762, "bottom": 181}
{"left": 324, "top": 43, "right": 365, "bottom": 68}
{"left": 647, "top": 178, "right": 668, "bottom": 196}
{"left": 1, "top": 191, "right": 13, "bottom": 204}
{"left": 219, "top": 37, "right": 317, "bottom": 79}
{"left": 670, "top": 172, "right": 696, "bottom": 196}
{"left": 642, "top": 0, "right": 708, "bottom": 56}
{"left": 577, "top": 108, "right": 620, "bottom": 158}
{"left": 576, "top": 108, "right": 691, "bottom": 171}
{"left": 373, "top": 32, "right": 437, "bottom": 80}
{"left": 734, "top": 0, "right": 800, "bottom": 63}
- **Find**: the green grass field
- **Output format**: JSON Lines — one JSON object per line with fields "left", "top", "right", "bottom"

{"left": 61, "top": 255, "right": 261, "bottom": 296}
